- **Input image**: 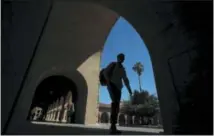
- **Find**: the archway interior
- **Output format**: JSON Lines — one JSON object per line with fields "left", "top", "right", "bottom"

{"left": 27, "top": 76, "right": 78, "bottom": 123}
{"left": 127, "top": 115, "right": 133, "bottom": 125}
{"left": 119, "top": 114, "right": 126, "bottom": 125}
{"left": 100, "top": 112, "right": 109, "bottom": 123}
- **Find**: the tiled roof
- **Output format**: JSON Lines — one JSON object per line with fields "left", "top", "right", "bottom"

{"left": 99, "top": 102, "right": 126, "bottom": 108}
{"left": 99, "top": 103, "right": 111, "bottom": 108}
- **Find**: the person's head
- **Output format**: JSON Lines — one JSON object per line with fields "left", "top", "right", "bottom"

{"left": 117, "top": 53, "right": 125, "bottom": 63}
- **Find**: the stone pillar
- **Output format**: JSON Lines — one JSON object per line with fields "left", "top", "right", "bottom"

{"left": 45, "top": 113, "right": 48, "bottom": 121}
{"left": 52, "top": 111, "right": 55, "bottom": 121}
{"left": 151, "top": 118, "right": 154, "bottom": 125}
{"left": 59, "top": 96, "right": 65, "bottom": 122}
{"left": 51, "top": 111, "right": 54, "bottom": 121}
{"left": 53, "top": 111, "right": 56, "bottom": 121}
{"left": 63, "top": 109, "right": 67, "bottom": 122}
{"left": 54, "top": 109, "right": 57, "bottom": 121}
{"left": 49, "top": 113, "right": 51, "bottom": 121}
{"left": 46, "top": 113, "right": 49, "bottom": 121}
{"left": 125, "top": 115, "right": 127, "bottom": 125}
{"left": 47, "top": 113, "right": 49, "bottom": 121}
{"left": 59, "top": 109, "right": 63, "bottom": 122}
{"left": 62, "top": 103, "right": 68, "bottom": 123}
{"left": 49, "top": 112, "right": 51, "bottom": 121}
{"left": 56, "top": 109, "right": 60, "bottom": 122}
{"left": 48, "top": 112, "right": 50, "bottom": 121}
{"left": 108, "top": 112, "right": 110, "bottom": 124}
{"left": 141, "top": 116, "right": 144, "bottom": 125}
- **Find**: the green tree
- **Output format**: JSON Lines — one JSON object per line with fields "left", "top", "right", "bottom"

{"left": 132, "top": 62, "right": 144, "bottom": 92}
{"left": 121, "top": 90, "right": 159, "bottom": 118}
{"left": 131, "top": 89, "right": 149, "bottom": 105}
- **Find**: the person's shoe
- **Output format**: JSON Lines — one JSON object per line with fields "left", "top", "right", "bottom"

{"left": 109, "top": 125, "right": 122, "bottom": 135}
{"left": 109, "top": 129, "right": 122, "bottom": 135}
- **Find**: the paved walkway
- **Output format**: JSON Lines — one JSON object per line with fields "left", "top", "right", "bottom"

{"left": 31, "top": 121, "right": 164, "bottom": 135}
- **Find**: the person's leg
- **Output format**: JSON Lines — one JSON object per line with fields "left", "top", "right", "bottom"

{"left": 107, "top": 82, "right": 121, "bottom": 133}
{"left": 107, "top": 83, "right": 116, "bottom": 125}
{"left": 111, "top": 92, "right": 121, "bottom": 125}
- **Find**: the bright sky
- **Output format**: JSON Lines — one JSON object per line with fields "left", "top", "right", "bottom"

{"left": 99, "top": 17, "right": 158, "bottom": 104}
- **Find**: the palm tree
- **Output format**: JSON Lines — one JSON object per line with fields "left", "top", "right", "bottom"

{"left": 132, "top": 62, "right": 144, "bottom": 92}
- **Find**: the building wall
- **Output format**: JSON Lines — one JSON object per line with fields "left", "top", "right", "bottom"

{"left": 5, "top": 1, "right": 118, "bottom": 132}
{"left": 98, "top": 103, "right": 162, "bottom": 126}
{"left": 2, "top": 0, "right": 199, "bottom": 134}
{"left": 1, "top": 0, "right": 52, "bottom": 131}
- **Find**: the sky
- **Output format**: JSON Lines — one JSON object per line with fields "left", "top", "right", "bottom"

{"left": 99, "top": 17, "right": 158, "bottom": 104}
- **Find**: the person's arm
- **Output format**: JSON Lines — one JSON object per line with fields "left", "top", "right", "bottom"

{"left": 103, "top": 62, "right": 115, "bottom": 83}
{"left": 122, "top": 68, "right": 132, "bottom": 95}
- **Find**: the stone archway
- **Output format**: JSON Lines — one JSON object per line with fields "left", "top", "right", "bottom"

{"left": 64, "top": 91, "right": 76, "bottom": 123}
{"left": 127, "top": 115, "right": 133, "bottom": 125}
{"left": 118, "top": 114, "right": 126, "bottom": 126}
{"left": 134, "top": 116, "right": 141, "bottom": 125}
{"left": 2, "top": 1, "right": 212, "bottom": 135}
{"left": 27, "top": 76, "right": 78, "bottom": 124}
{"left": 100, "top": 112, "right": 109, "bottom": 123}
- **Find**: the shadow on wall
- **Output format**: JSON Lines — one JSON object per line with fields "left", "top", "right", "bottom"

{"left": 5, "top": 2, "right": 118, "bottom": 133}
{"left": 27, "top": 72, "right": 88, "bottom": 125}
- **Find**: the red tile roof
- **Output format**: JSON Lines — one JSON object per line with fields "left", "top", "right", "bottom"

{"left": 99, "top": 103, "right": 111, "bottom": 108}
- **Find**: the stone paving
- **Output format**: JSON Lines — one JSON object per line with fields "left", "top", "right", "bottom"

{"left": 31, "top": 121, "right": 164, "bottom": 135}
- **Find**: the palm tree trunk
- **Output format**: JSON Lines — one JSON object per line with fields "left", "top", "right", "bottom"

{"left": 138, "top": 75, "right": 142, "bottom": 92}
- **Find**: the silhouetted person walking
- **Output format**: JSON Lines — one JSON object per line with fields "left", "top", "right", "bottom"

{"left": 99, "top": 53, "right": 132, "bottom": 134}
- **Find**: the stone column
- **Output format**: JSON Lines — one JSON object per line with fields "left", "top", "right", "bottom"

{"left": 49, "top": 113, "right": 51, "bottom": 121}
{"left": 46, "top": 113, "right": 49, "bottom": 121}
{"left": 108, "top": 112, "right": 110, "bottom": 125}
{"left": 56, "top": 110, "right": 60, "bottom": 122}
{"left": 47, "top": 113, "right": 49, "bottom": 121}
{"left": 48, "top": 112, "right": 51, "bottom": 121}
{"left": 125, "top": 115, "right": 128, "bottom": 125}
{"left": 54, "top": 110, "right": 57, "bottom": 121}
{"left": 62, "top": 103, "right": 68, "bottom": 123}
{"left": 53, "top": 111, "right": 55, "bottom": 121}
{"left": 140, "top": 116, "right": 142, "bottom": 125}
{"left": 63, "top": 109, "right": 68, "bottom": 122}
{"left": 51, "top": 111, "right": 54, "bottom": 121}
{"left": 45, "top": 113, "right": 48, "bottom": 121}
{"left": 49, "top": 112, "right": 51, "bottom": 121}
{"left": 132, "top": 116, "right": 135, "bottom": 125}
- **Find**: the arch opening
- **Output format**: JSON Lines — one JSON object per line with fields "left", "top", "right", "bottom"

{"left": 98, "top": 16, "right": 163, "bottom": 128}
{"left": 27, "top": 75, "right": 78, "bottom": 124}
{"left": 2, "top": 0, "right": 212, "bottom": 134}
{"left": 100, "top": 112, "right": 109, "bottom": 123}
{"left": 118, "top": 114, "right": 126, "bottom": 126}
{"left": 127, "top": 115, "right": 133, "bottom": 125}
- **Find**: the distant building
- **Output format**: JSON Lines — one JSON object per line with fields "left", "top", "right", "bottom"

{"left": 98, "top": 102, "right": 162, "bottom": 126}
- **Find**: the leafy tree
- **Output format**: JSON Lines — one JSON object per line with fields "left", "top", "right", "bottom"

{"left": 121, "top": 90, "right": 159, "bottom": 119}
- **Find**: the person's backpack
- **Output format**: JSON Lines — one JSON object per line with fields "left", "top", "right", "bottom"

{"left": 99, "top": 62, "right": 116, "bottom": 86}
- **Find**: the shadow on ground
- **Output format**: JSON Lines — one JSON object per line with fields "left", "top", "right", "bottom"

{"left": 15, "top": 121, "right": 164, "bottom": 135}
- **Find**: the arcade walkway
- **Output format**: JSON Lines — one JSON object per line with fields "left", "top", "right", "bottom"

{"left": 31, "top": 121, "right": 164, "bottom": 135}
